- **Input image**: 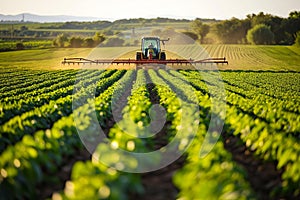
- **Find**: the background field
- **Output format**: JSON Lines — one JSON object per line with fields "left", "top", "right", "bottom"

{"left": 0, "top": 45, "right": 299, "bottom": 71}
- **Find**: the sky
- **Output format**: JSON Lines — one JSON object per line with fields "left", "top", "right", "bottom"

{"left": 0, "top": 0, "right": 300, "bottom": 20}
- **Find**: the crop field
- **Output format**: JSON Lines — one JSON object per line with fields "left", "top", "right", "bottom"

{"left": 204, "top": 45, "right": 300, "bottom": 71}
{"left": 0, "top": 45, "right": 299, "bottom": 199}
{"left": 0, "top": 41, "right": 53, "bottom": 51}
{"left": 0, "top": 45, "right": 299, "bottom": 71}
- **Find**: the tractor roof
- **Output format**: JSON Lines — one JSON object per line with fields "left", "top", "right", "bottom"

{"left": 142, "top": 36, "right": 160, "bottom": 40}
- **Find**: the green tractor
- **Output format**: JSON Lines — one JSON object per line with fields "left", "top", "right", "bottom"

{"left": 136, "top": 36, "right": 168, "bottom": 62}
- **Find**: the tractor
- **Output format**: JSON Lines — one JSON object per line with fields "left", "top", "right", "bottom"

{"left": 135, "top": 36, "right": 169, "bottom": 69}
{"left": 136, "top": 36, "right": 168, "bottom": 61}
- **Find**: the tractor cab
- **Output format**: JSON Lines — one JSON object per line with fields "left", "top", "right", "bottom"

{"left": 136, "top": 37, "right": 166, "bottom": 60}
{"left": 141, "top": 37, "right": 160, "bottom": 59}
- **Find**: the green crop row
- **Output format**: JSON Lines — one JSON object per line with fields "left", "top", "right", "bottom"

{"left": 180, "top": 71, "right": 300, "bottom": 137}
{"left": 0, "top": 41, "right": 53, "bottom": 51}
{"left": 221, "top": 72, "right": 300, "bottom": 111}
{"left": 0, "top": 70, "right": 115, "bottom": 125}
{"left": 0, "top": 70, "right": 131, "bottom": 199}
{"left": 69, "top": 69, "right": 261, "bottom": 200}
{"left": 0, "top": 70, "right": 124, "bottom": 152}
{"left": 0, "top": 70, "right": 77, "bottom": 100}
{"left": 181, "top": 70, "right": 300, "bottom": 197}
{"left": 162, "top": 70, "right": 256, "bottom": 199}
{"left": 223, "top": 81, "right": 300, "bottom": 116}
{"left": 0, "top": 70, "right": 72, "bottom": 93}
{"left": 0, "top": 70, "right": 97, "bottom": 103}
{"left": 57, "top": 70, "right": 165, "bottom": 199}
{"left": 222, "top": 72, "right": 300, "bottom": 101}
{"left": 57, "top": 68, "right": 197, "bottom": 199}
{"left": 0, "top": 69, "right": 298, "bottom": 199}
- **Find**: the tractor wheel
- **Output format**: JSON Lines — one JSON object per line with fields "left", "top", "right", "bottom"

{"left": 160, "top": 52, "right": 166, "bottom": 60}
{"left": 136, "top": 52, "right": 142, "bottom": 60}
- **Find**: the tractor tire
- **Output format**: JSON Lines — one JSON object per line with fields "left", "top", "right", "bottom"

{"left": 160, "top": 52, "right": 166, "bottom": 60}
{"left": 136, "top": 52, "right": 142, "bottom": 60}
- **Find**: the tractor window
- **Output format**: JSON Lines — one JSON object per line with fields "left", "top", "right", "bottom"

{"left": 142, "top": 38, "right": 160, "bottom": 54}
{"left": 145, "top": 39, "right": 158, "bottom": 49}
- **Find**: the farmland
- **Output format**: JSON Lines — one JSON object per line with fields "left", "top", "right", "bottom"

{"left": 0, "top": 45, "right": 299, "bottom": 200}
{"left": 0, "top": 45, "right": 299, "bottom": 70}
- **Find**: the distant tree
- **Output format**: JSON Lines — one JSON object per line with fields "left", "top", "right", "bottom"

{"left": 93, "top": 32, "right": 105, "bottom": 46}
{"left": 69, "top": 36, "right": 84, "bottom": 48}
{"left": 289, "top": 11, "right": 300, "bottom": 19}
{"left": 248, "top": 12, "right": 274, "bottom": 27}
{"left": 294, "top": 31, "right": 300, "bottom": 47}
{"left": 53, "top": 33, "right": 69, "bottom": 47}
{"left": 285, "top": 11, "right": 300, "bottom": 43}
{"left": 247, "top": 12, "right": 286, "bottom": 44}
{"left": 215, "top": 18, "right": 251, "bottom": 44}
{"left": 191, "top": 19, "right": 210, "bottom": 43}
{"left": 246, "top": 24, "right": 275, "bottom": 45}
{"left": 16, "top": 42, "right": 25, "bottom": 50}
{"left": 84, "top": 38, "right": 95, "bottom": 48}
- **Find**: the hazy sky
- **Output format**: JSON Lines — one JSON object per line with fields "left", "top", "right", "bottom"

{"left": 0, "top": 0, "right": 299, "bottom": 20}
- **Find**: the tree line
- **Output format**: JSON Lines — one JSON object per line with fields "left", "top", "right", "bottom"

{"left": 52, "top": 32, "right": 136, "bottom": 48}
{"left": 191, "top": 11, "right": 300, "bottom": 45}
{"left": 53, "top": 32, "right": 105, "bottom": 48}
